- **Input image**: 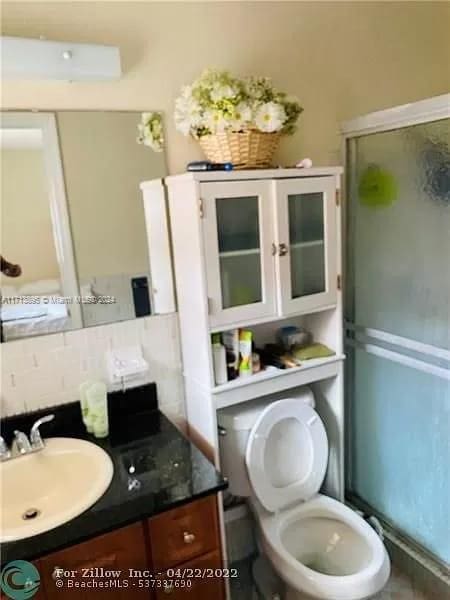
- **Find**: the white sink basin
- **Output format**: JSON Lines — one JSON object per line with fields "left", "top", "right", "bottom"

{"left": 0, "top": 437, "right": 114, "bottom": 542}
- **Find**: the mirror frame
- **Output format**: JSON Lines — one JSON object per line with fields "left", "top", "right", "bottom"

{"left": 2, "top": 111, "right": 83, "bottom": 328}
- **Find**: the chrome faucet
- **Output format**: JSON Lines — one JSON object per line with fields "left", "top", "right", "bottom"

{"left": 12, "top": 430, "right": 32, "bottom": 455}
{"left": 30, "top": 414, "right": 55, "bottom": 450}
{"left": 0, "top": 436, "right": 10, "bottom": 461}
{"left": 0, "top": 413, "right": 55, "bottom": 461}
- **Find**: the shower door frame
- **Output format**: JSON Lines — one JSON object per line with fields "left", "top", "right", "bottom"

{"left": 340, "top": 93, "right": 450, "bottom": 575}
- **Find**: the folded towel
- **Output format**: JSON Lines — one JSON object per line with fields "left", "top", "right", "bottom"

{"left": 292, "top": 343, "right": 335, "bottom": 361}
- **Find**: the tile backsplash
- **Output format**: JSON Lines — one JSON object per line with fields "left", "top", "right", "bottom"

{"left": 0, "top": 314, "right": 185, "bottom": 423}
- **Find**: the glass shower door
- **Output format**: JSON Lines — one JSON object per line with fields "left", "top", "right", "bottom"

{"left": 346, "top": 117, "right": 450, "bottom": 567}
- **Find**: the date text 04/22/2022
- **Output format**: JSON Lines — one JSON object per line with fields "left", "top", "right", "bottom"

{"left": 53, "top": 567, "right": 239, "bottom": 579}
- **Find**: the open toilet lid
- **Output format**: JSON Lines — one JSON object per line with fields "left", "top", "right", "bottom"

{"left": 245, "top": 398, "right": 328, "bottom": 512}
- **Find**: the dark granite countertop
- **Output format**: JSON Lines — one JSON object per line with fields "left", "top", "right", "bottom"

{"left": 0, "top": 384, "right": 227, "bottom": 564}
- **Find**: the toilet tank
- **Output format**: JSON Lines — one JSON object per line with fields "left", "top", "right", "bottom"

{"left": 217, "top": 388, "right": 315, "bottom": 497}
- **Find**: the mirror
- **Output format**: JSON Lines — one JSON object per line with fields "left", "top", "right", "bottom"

{"left": 0, "top": 111, "right": 167, "bottom": 342}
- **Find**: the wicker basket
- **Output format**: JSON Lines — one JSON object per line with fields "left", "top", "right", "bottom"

{"left": 199, "top": 130, "right": 281, "bottom": 169}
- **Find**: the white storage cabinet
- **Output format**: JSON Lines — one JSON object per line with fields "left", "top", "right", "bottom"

{"left": 142, "top": 167, "right": 344, "bottom": 503}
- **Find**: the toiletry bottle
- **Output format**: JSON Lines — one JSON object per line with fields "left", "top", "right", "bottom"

{"left": 239, "top": 330, "right": 253, "bottom": 377}
{"left": 223, "top": 329, "right": 239, "bottom": 380}
{"left": 86, "top": 381, "right": 109, "bottom": 438}
{"left": 252, "top": 352, "right": 261, "bottom": 374}
{"left": 212, "top": 333, "right": 227, "bottom": 385}
{"left": 79, "top": 380, "right": 95, "bottom": 433}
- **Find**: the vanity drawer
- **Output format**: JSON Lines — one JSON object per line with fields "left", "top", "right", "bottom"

{"left": 154, "top": 550, "right": 224, "bottom": 599}
{"left": 148, "top": 496, "right": 219, "bottom": 570}
{"left": 37, "top": 522, "right": 149, "bottom": 599}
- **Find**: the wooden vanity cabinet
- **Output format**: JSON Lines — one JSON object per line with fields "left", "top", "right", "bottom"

{"left": 147, "top": 496, "right": 225, "bottom": 600}
{"left": 31, "top": 495, "right": 224, "bottom": 600}
{"left": 38, "top": 522, "right": 149, "bottom": 600}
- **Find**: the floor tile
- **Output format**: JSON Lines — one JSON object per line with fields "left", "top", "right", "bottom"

{"left": 230, "top": 555, "right": 445, "bottom": 599}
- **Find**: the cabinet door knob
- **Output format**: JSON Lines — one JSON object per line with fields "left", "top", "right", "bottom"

{"left": 163, "top": 583, "right": 174, "bottom": 594}
{"left": 52, "top": 567, "right": 62, "bottom": 580}
{"left": 279, "top": 243, "right": 289, "bottom": 256}
{"left": 183, "top": 531, "right": 196, "bottom": 544}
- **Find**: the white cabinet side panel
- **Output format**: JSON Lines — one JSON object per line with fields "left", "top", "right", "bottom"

{"left": 141, "top": 181, "right": 176, "bottom": 314}
{"left": 312, "top": 363, "right": 344, "bottom": 501}
{"left": 167, "top": 181, "right": 214, "bottom": 390}
{"left": 185, "top": 376, "right": 218, "bottom": 453}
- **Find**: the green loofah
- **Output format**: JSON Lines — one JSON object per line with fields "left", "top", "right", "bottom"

{"left": 358, "top": 164, "right": 398, "bottom": 207}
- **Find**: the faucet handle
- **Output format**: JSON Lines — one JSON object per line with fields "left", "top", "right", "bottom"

{"left": 13, "top": 430, "right": 32, "bottom": 454}
{"left": 0, "top": 436, "right": 11, "bottom": 461}
{"left": 30, "top": 414, "right": 55, "bottom": 449}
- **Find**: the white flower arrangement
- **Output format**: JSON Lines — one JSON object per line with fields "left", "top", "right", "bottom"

{"left": 174, "top": 69, "right": 303, "bottom": 139}
{"left": 137, "top": 112, "right": 164, "bottom": 152}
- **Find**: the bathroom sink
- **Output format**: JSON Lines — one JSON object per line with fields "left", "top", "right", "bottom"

{"left": 0, "top": 437, "right": 114, "bottom": 542}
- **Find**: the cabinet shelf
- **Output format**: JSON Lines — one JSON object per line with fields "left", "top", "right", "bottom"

{"left": 213, "top": 354, "right": 345, "bottom": 409}
{"left": 218, "top": 240, "right": 323, "bottom": 259}
{"left": 219, "top": 248, "right": 261, "bottom": 258}
{"left": 291, "top": 239, "right": 324, "bottom": 249}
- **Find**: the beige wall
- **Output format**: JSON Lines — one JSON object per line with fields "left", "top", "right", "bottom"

{"left": 56, "top": 111, "right": 165, "bottom": 279}
{"left": 1, "top": 2, "right": 449, "bottom": 174}
{"left": 1, "top": 148, "right": 60, "bottom": 286}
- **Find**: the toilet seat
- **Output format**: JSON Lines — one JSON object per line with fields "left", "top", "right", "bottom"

{"left": 253, "top": 494, "right": 390, "bottom": 600}
{"left": 245, "top": 398, "right": 328, "bottom": 512}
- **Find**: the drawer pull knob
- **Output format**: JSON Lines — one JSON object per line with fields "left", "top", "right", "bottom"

{"left": 163, "top": 584, "right": 173, "bottom": 594}
{"left": 183, "top": 531, "right": 196, "bottom": 544}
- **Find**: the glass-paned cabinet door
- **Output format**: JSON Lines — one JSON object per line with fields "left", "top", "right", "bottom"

{"left": 274, "top": 177, "right": 338, "bottom": 315}
{"left": 201, "top": 180, "right": 277, "bottom": 327}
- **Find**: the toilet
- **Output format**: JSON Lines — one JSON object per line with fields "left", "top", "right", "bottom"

{"left": 218, "top": 388, "right": 390, "bottom": 600}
